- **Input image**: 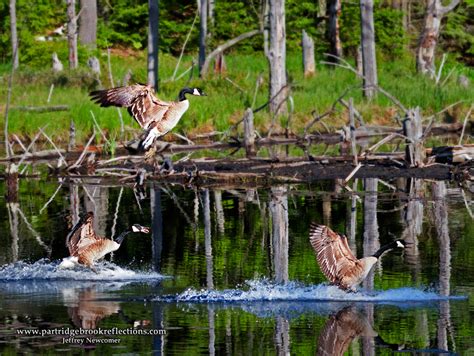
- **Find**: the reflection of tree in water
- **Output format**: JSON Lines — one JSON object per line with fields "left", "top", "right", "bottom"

{"left": 270, "top": 186, "right": 290, "bottom": 355}
{"left": 400, "top": 178, "right": 424, "bottom": 282}
{"left": 431, "top": 181, "right": 453, "bottom": 353}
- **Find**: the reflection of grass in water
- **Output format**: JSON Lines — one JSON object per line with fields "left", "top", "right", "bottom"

{"left": 1, "top": 52, "right": 472, "bottom": 146}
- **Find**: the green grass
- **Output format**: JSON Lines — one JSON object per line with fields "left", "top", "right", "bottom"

{"left": 1, "top": 50, "right": 473, "bottom": 147}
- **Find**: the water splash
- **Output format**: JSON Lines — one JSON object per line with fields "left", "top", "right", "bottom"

{"left": 0, "top": 259, "right": 166, "bottom": 282}
{"left": 158, "top": 279, "right": 466, "bottom": 303}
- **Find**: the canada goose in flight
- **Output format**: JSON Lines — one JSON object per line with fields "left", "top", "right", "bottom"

{"left": 90, "top": 84, "right": 206, "bottom": 152}
{"left": 62, "top": 212, "right": 149, "bottom": 271}
{"left": 309, "top": 224, "right": 405, "bottom": 292}
{"left": 317, "top": 306, "right": 404, "bottom": 356}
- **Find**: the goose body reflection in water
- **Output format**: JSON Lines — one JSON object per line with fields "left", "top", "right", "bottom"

{"left": 65, "top": 287, "right": 121, "bottom": 329}
{"left": 60, "top": 212, "right": 150, "bottom": 271}
{"left": 309, "top": 224, "right": 406, "bottom": 292}
{"left": 317, "top": 306, "right": 403, "bottom": 356}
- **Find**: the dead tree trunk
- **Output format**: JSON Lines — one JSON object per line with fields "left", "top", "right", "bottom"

{"left": 363, "top": 178, "right": 379, "bottom": 291}
{"left": 208, "top": 0, "right": 215, "bottom": 37}
{"left": 360, "top": 0, "right": 378, "bottom": 99}
{"left": 66, "top": 0, "right": 78, "bottom": 69}
{"left": 416, "top": 0, "right": 460, "bottom": 77}
{"left": 270, "top": 186, "right": 289, "bottom": 284}
{"left": 403, "top": 107, "right": 425, "bottom": 166}
{"left": 199, "top": 0, "right": 208, "bottom": 74}
{"left": 9, "top": 0, "right": 19, "bottom": 69}
{"left": 302, "top": 30, "right": 315, "bottom": 77}
{"left": 79, "top": 0, "right": 97, "bottom": 48}
{"left": 327, "top": 0, "right": 342, "bottom": 62}
{"left": 148, "top": 0, "right": 159, "bottom": 90}
{"left": 267, "top": 0, "right": 288, "bottom": 116}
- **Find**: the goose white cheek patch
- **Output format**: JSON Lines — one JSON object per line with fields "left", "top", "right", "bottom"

{"left": 396, "top": 241, "right": 404, "bottom": 248}
{"left": 193, "top": 88, "right": 200, "bottom": 95}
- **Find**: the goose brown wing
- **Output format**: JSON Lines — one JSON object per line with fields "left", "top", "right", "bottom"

{"left": 66, "top": 212, "right": 101, "bottom": 256}
{"left": 309, "top": 223, "right": 359, "bottom": 284}
{"left": 90, "top": 84, "right": 170, "bottom": 128}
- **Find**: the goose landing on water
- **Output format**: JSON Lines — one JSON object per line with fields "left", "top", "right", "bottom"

{"left": 90, "top": 84, "right": 206, "bottom": 156}
{"left": 60, "top": 212, "right": 149, "bottom": 271}
{"left": 309, "top": 223, "right": 405, "bottom": 292}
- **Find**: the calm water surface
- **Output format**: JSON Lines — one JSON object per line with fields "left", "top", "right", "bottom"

{"left": 0, "top": 178, "right": 472, "bottom": 355}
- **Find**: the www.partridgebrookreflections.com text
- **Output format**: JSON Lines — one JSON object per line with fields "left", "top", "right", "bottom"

{"left": 16, "top": 327, "right": 166, "bottom": 337}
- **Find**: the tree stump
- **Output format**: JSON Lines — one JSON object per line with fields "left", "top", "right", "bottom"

{"left": 52, "top": 52, "right": 63, "bottom": 72}
{"left": 243, "top": 108, "right": 256, "bottom": 158}
{"left": 87, "top": 56, "right": 101, "bottom": 76}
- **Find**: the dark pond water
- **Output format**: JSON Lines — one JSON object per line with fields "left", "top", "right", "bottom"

{"left": 0, "top": 177, "right": 473, "bottom": 355}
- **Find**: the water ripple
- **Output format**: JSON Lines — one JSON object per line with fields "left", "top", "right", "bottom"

{"left": 0, "top": 259, "right": 166, "bottom": 281}
{"left": 157, "top": 279, "right": 467, "bottom": 303}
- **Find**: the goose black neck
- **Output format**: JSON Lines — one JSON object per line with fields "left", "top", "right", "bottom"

{"left": 372, "top": 241, "right": 397, "bottom": 259}
{"left": 115, "top": 230, "right": 132, "bottom": 245}
{"left": 178, "top": 88, "right": 193, "bottom": 101}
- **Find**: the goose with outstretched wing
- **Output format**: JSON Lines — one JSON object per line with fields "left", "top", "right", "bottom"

{"left": 309, "top": 223, "right": 405, "bottom": 292}
{"left": 62, "top": 211, "right": 149, "bottom": 271}
{"left": 90, "top": 84, "right": 206, "bottom": 153}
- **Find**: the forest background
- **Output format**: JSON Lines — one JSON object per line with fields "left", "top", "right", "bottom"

{"left": 0, "top": 0, "right": 473, "bottom": 145}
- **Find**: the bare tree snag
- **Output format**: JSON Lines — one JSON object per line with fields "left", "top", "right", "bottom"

{"left": 360, "top": 0, "right": 378, "bottom": 99}
{"left": 199, "top": 0, "right": 208, "bottom": 74}
{"left": 267, "top": 0, "right": 288, "bottom": 116}
{"left": 148, "top": 0, "right": 159, "bottom": 90}
{"left": 270, "top": 186, "right": 289, "bottom": 284}
{"left": 208, "top": 0, "right": 215, "bottom": 37}
{"left": 66, "top": 0, "right": 78, "bottom": 69}
{"left": 243, "top": 108, "right": 256, "bottom": 157}
{"left": 302, "top": 30, "right": 315, "bottom": 77}
{"left": 200, "top": 29, "right": 261, "bottom": 77}
{"left": 79, "top": 0, "right": 97, "bottom": 48}
{"left": 327, "top": 0, "right": 342, "bottom": 62}
{"left": 9, "top": 0, "right": 19, "bottom": 69}
{"left": 403, "top": 107, "right": 425, "bottom": 167}
{"left": 416, "top": 0, "right": 460, "bottom": 77}
{"left": 363, "top": 178, "right": 379, "bottom": 291}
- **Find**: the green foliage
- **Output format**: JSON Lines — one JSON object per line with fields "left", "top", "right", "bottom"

{"left": 442, "top": 2, "right": 474, "bottom": 64}
{"left": 97, "top": 0, "right": 148, "bottom": 49}
{"left": 0, "top": 0, "right": 472, "bottom": 69}
{"left": 340, "top": 2, "right": 407, "bottom": 59}
{"left": 286, "top": 0, "right": 323, "bottom": 52}
{"left": 212, "top": 0, "right": 262, "bottom": 53}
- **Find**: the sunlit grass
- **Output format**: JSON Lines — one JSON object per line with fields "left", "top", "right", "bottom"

{"left": 1, "top": 50, "right": 472, "bottom": 145}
